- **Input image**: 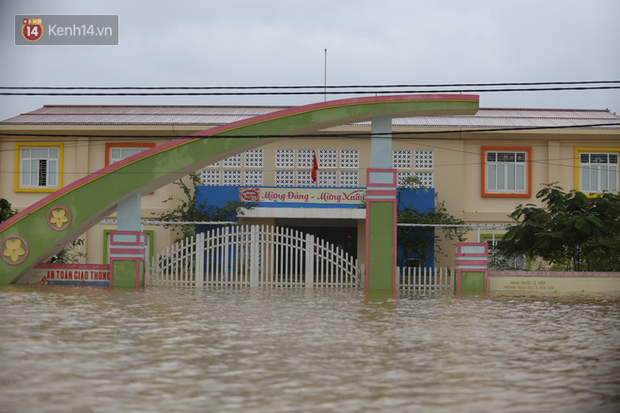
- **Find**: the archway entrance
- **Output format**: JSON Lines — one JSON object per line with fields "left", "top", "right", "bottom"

{"left": 0, "top": 95, "right": 478, "bottom": 284}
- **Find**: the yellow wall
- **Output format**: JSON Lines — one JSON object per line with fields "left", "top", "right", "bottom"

{"left": 1, "top": 123, "right": 619, "bottom": 269}
{"left": 490, "top": 274, "right": 620, "bottom": 293}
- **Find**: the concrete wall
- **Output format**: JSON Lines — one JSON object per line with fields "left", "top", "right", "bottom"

{"left": 489, "top": 271, "right": 620, "bottom": 293}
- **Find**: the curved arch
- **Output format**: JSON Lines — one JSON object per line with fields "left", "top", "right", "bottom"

{"left": 0, "top": 94, "right": 478, "bottom": 284}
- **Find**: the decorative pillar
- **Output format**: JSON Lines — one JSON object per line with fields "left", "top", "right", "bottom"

{"left": 111, "top": 193, "right": 145, "bottom": 287}
{"left": 365, "top": 116, "right": 397, "bottom": 292}
{"left": 109, "top": 231, "right": 147, "bottom": 288}
{"left": 455, "top": 242, "right": 489, "bottom": 293}
{"left": 117, "top": 193, "right": 141, "bottom": 232}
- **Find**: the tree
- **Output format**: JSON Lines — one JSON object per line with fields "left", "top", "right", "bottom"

{"left": 497, "top": 184, "right": 620, "bottom": 271}
{"left": 48, "top": 238, "right": 87, "bottom": 264}
{"left": 0, "top": 198, "right": 17, "bottom": 224}
{"left": 397, "top": 177, "right": 467, "bottom": 266}
{"left": 155, "top": 173, "right": 255, "bottom": 241}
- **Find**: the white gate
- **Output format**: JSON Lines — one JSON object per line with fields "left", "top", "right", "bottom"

{"left": 146, "top": 225, "right": 361, "bottom": 288}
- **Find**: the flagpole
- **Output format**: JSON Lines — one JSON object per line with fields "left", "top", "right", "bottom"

{"left": 324, "top": 48, "right": 327, "bottom": 102}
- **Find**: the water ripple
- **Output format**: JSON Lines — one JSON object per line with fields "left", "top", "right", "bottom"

{"left": 0, "top": 286, "right": 619, "bottom": 412}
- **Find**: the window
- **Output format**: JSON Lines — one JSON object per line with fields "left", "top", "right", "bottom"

{"left": 16, "top": 143, "right": 63, "bottom": 192}
{"left": 223, "top": 170, "right": 242, "bottom": 186}
{"left": 393, "top": 149, "right": 412, "bottom": 169}
{"left": 275, "top": 170, "right": 294, "bottom": 187}
{"left": 482, "top": 147, "right": 532, "bottom": 197}
{"left": 105, "top": 143, "right": 155, "bottom": 166}
{"left": 318, "top": 149, "right": 337, "bottom": 169}
{"left": 340, "top": 171, "right": 359, "bottom": 187}
{"left": 109, "top": 147, "right": 148, "bottom": 164}
{"left": 318, "top": 170, "right": 337, "bottom": 187}
{"left": 297, "top": 149, "right": 315, "bottom": 168}
{"left": 244, "top": 170, "right": 263, "bottom": 186}
{"left": 276, "top": 149, "right": 295, "bottom": 168}
{"left": 577, "top": 150, "right": 619, "bottom": 193}
{"left": 244, "top": 149, "right": 263, "bottom": 168}
{"left": 413, "top": 150, "right": 434, "bottom": 188}
{"left": 223, "top": 154, "right": 242, "bottom": 168}
{"left": 414, "top": 172, "right": 433, "bottom": 188}
{"left": 201, "top": 169, "right": 220, "bottom": 186}
{"left": 483, "top": 235, "right": 528, "bottom": 271}
{"left": 414, "top": 150, "right": 433, "bottom": 169}
{"left": 296, "top": 171, "right": 314, "bottom": 187}
{"left": 340, "top": 149, "right": 359, "bottom": 169}
{"left": 397, "top": 171, "right": 412, "bottom": 186}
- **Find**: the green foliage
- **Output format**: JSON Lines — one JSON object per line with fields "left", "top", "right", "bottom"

{"left": 497, "top": 184, "right": 620, "bottom": 271}
{"left": 48, "top": 238, "right": 87, "bottom": 264}
{"left": 155, "top": 173, "right": 255, "bottom": 241}
{"left": 397, "top": 176, "right": 467, "bottom": 266}
{"left": 0, "top": 198, "right": 17, "bottom": 224}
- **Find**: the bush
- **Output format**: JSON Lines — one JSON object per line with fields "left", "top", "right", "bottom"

{"left": 497, "top": 184, "right": 620, "bottom": 271}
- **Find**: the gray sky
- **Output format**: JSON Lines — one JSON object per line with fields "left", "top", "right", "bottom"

{"left": 1, "top": 0, "right": 619, "bottom": 121}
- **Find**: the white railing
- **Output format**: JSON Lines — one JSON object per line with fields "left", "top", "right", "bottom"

{"left": 396, "top": 266, "right": 455, "bottom": 291}
{"left": 146, "top": 225, "right": 360, "bottom": 288}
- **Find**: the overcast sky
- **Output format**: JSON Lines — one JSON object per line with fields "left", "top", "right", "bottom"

{"left": 1, "top": 0, "right": 619, "bottom": 121}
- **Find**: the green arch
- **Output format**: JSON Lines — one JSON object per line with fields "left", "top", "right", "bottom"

{"left": 0, "top": 95, "right": 478, "bottom": 284}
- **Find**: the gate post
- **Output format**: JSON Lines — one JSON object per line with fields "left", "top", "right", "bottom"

{"left": 455, "top": 243, "right": 488, "bottom": 293}
{"left": 109, "top": 231, "right": 147, "bottom": 288}
{"left": 195, "top": 232, "right": 204, "bottom": 288}
{"left": 223, "top": 226, "right": 230, "bottom": 282}
{"left": 365, "top": 116, "right": 397, "bottom": 293}
{"left": 250, "top": 225, "right": 259, "bottom": 287}
{"left": 305, "top": 233, "right": 314, "bottom": 288}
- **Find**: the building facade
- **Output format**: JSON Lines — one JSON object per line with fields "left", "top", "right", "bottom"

{"left": 1, "top": 104, "right": 619, "bottom": 269}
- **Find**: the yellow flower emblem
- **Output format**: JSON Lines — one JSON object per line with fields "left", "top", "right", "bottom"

{"left": 50, "top": 209, "right": 69, "bottom": 228}
{"left": 3, "top": 238, "right": 26, "bottom": 262}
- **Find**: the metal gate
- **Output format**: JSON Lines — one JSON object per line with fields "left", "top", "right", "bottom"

{"left": 146, "top": 225, "right": 361, "bottom": 288}
{"left": 396, "top": 266, "right": 455, "bottom": 291}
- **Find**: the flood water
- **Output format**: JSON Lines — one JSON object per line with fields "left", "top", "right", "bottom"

{"left": 0, "top": 285, "right": 619, "bottom": 413}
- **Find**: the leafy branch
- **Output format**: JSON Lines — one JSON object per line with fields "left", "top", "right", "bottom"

{"left": 154, "top": 173, "right": 255, "bottom": 242}
{"left": 396, "top": 176, "right": 467, "bottom": 266}
{"left": 497, "top": 183, "right": 620, "bottom": 271}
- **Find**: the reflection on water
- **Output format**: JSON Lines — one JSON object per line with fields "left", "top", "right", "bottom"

{"left": 0, "top": 285, "right": 619, "bottom": 413}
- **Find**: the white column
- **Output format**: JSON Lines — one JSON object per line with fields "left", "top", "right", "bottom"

{"left": 117, "top": 193, "right": 141, "bottom": 232}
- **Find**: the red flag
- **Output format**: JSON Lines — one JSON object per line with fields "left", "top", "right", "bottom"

{"left": 311, "top": 152, "right": 318, "bottom": 182}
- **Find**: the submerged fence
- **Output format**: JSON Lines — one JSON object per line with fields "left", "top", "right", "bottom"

{"left": 397, "top": 266, "right": 455, "bottom": 291}
{"left": 145, "top": 223, "right": 457, "bottom": 291}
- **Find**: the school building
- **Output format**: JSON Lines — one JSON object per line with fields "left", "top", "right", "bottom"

{"left": 1, "top": 103, "right": 619, "bottom": 269}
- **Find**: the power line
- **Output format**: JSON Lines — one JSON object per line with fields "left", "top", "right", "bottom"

{"left": 1, "top": 80, "right": 619, "bottom": 90}
{"left": 2, "top": 85, "right": 620, "bottom": 96}
{"left": 1, "top": 122, "right": 619, "bottom": 141}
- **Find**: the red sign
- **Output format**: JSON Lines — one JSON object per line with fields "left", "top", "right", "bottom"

{"left": 239, "top": 187, "right": 366, "bottom": 205}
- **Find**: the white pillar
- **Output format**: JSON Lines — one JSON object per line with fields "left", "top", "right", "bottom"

{"left": 117, "top": 193, "right": 141, "bottom": 232}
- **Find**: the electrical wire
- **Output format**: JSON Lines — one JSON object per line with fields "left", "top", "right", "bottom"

{"left": 2, "top": 85, "right": 620, "bottom": 96}
{"left": 1, "top": 122, "right": 619, "bottom": 141}
{"left": 1, "top": 80, "right": 619, "bottom": 90}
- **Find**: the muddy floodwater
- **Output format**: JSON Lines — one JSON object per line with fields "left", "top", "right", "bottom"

{"left": 0, "top": 285, "right": 619, "bottom": 413}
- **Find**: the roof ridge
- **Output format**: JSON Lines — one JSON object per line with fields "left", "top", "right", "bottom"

{"left": 39, "top": 104, "right": 292, "bottom": 109}
{"left": 24, "top": 112, "right": 261, "bottom": 116}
